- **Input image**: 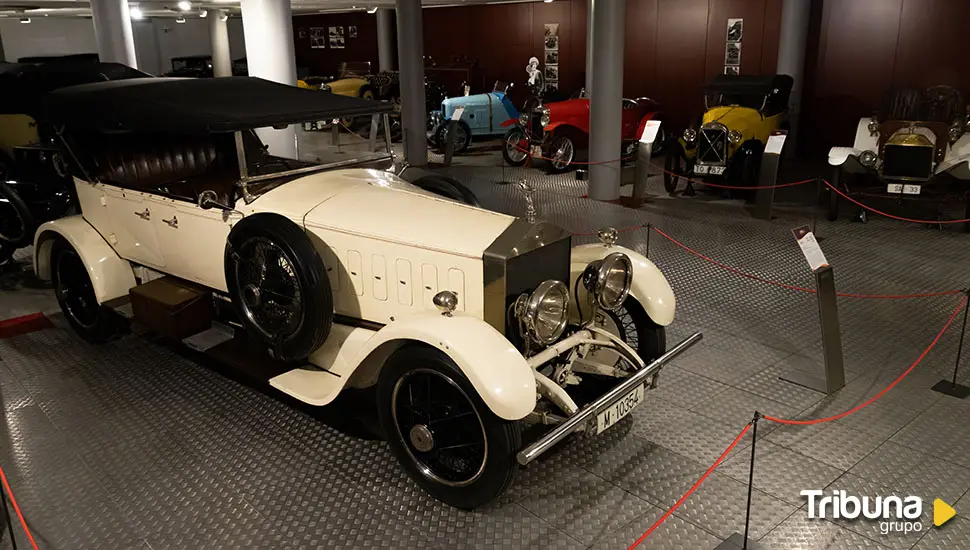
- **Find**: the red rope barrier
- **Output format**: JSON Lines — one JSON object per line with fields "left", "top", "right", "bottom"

{"left": 512, "top": 143, "right": 632, "bottom": 166}
{"left": 765, "top": 294, "right": 966, "bottom": 426}
{"left": 627, "top": 423, "right": 752, "bottom": 550}
{"left": 658, "top": 165, "right": 816, "bottom": 190}
{"left": 651, "top": 227, "right": 963, "bottom": 299}
{"left": 0, "top": 464, "right": 40, "bottom": 550}
{"left": 824, "top": 180, "right": 970, "bottom": 225}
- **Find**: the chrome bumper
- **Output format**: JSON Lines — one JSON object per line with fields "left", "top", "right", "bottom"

{"left": 516, "top": 332, "right": 703, "bottom": 466}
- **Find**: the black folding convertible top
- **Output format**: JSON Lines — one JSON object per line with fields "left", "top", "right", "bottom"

{"left": 0, "top": 61, "right": 149, "bottom": 115}
{"left": 704, "top": 74, "right": 793, "bottom": 97}
{"left": 44, "top": 76, "right": 394, "bottom": 134}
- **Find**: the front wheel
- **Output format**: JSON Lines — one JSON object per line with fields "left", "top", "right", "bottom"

{"left": 664, "top": 148, "right": 687, "bottom": 194}
{"left": 502, "top": 126, "right": 529, "bottom": 166}
{"left": 52, "top": 239, "right": 126, "bottom": 343}
{"left": 547, "top": 135, "right": 576, "bottom": 173}
{"left": 377, "top": 345, "right": 520, "bottom": 509}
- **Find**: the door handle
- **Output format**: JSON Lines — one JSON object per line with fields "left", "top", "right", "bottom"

{"left": 135, "top": 208, "right": 150, "bottom": 220}
{"left": 162, "top": 216, "right": 178, "bottom": 229}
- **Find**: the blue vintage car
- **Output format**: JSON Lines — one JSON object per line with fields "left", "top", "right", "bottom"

{"left": 428, "top": 81, "right": 519, "bottom": 153}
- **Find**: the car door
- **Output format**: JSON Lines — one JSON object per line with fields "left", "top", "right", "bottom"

{"left": 101, "top": 185, "right": 166, "bottom": 269}
{"left": 148, "top": 195, "right": 239, "bottom": 292}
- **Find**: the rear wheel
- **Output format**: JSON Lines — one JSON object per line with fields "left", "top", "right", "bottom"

{"left": 664, "top": 147, "right": 687, "bottom": 194}
{"left": 377, "top": 346, "right": 520, "bottom": 509}
{"left": 502, "top": 127, "right": 529, "bottom": 167}
{"left": 52, "top": 239, "right": 126, "bottom": 343}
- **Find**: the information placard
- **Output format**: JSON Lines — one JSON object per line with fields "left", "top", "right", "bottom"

{"left": 792, "top": 225, "right": 829, "bottom": 271}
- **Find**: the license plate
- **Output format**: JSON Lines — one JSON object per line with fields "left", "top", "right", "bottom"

{"left": 596, "top": 384, "right": 644, "bottom": 434}
{"left": 708, "top": 166, "right": 726, "bottom": 175}
{"left": 694, "top": 165, "right": 709, "bottom": 174}
{"left": 903, "top": 184, "right": 921, "bottom": 195}
{"left": 887, "top": 184, "right": 903, "bottom": 194}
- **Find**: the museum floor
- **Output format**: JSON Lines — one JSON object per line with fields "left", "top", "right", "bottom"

{"left": 1, "top": 134, "right": 970, "bottom": 549}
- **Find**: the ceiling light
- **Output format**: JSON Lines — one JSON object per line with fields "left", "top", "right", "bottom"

{"left": 544, "top": 0, "right": 554, "bottom": 3}
{"left": 176, "top": 15, "right": 186, "bottom": 23}
{"left": 367, "top": 7, "right": 378, "bottom": 14}
{"left": 199, "top": 9, "right": 207, "bottom": 18}
{"left": 178, "top": 1, "right": 192, "bottom": 11}
{"left": 130, "top": 6, "right": 143, "bottom": 19}
{"left": 19, "top": 16, "right": 30, "bottom": 23}
{"left": 219, "top": 13, "right": 228, "bottom": 22}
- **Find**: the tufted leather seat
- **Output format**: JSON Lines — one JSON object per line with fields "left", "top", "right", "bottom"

{"left": 98, "top": 139, "right": 224, "bottom": 190}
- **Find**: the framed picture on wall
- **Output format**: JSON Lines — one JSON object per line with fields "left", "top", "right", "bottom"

{"left": 724, "top": 66, "right": 739, "bottom": 76}
{"left": 545, "top": 51, "right": 558, "bottom": 65}
{"left": 544, "top": 23, "right": 559, "bottom": 37}
{"left": 310, "top": 27, "right": 326, "bottom": 49}
{"left": 349, "top": 26, "right": 358, "bottom": 38}
{"left": 725, "top": 42, "right": 741, "bottom": 66}
{"left": 544, "top": 36, "right": 559, "bottom": 50}
{"left": 329, "top": 26, "right": 345, "bottom": 49}
{"left": 727, "top": 18, "right": 743, "bottom": 42}
{"left": 544, "top": 66, "right": 558, "bottom": 81}
{"left": 298, "top": 28, "right": 307, "bottom": 39}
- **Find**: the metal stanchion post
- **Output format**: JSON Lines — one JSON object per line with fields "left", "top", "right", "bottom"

{"left": 645, "top": 223, "right": 652, "bottom": 258}
{"left": 368, "top": 114, "right": 379, "bottom": 152}
{"left": 331, "top": 119, "right": 340, "bottom": 152}
{"left": 0, "top": 482, "right": 17, "bottom": 550}
{"left": 713, "top": 412, "right": 769, "bottom": 550}
{"left": 442, "top": 119, "right": 457, "bottom": 167}
{"left": 932, "top": 290, "right": 970, "bottom": 398}
{"left": 751, "top": 132, "right": 787, "bottom": 220}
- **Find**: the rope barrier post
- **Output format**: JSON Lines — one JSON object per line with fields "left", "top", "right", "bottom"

{"left": 645, "top": 223, "right": 652, "bottom": 259}
{"left": 330, "top": 118, "right": 340, "bottom": 152}
{"left": 368, "top": 114, "right": 379, "bottom": 152}
{"left": 0, "top": 477, "right": 17, "bottom": 550}
{"left": 811, "top": 176, "right": 822, "bottom": 241}
{"left": 442, "top": 119, "right": 457, "bottom": 167}
{"left": 780, "top": 264, "right": 846, "bottom": 394}
{"left": 712, "top": 412, "right": 770, "bottom": 550}
{"left": 751, "top": 132, "right": 787, "bottom": 221}
{"left": 932, "top": 288, "right": 970, "bottom": 399}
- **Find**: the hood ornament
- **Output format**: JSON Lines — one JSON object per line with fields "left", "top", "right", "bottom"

{"left": 518, "top": 179, "right": 539, "bottom": 223}
{"left": 597, "top": 227, "right": 618, "bottom": 247}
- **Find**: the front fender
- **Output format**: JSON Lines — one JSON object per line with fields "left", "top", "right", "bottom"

{"left": 570, "top": 243, "right": 676, "bottom": 326}
{"left": 352, "top": 313, "right": 536, "bottom": 421}
{"left": 33, "top": 215, "right": 136, "bottom": 304}
{"left": 828, "top": 146, "right": 860, "bottom": 167}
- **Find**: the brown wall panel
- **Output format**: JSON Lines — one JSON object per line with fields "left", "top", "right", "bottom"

{"left": 653, "top": 0, "right": 712, "bottom": 128}
{"left": 293, "top": 13, "right": 379, "bottom": 78}
{"left": 893, "top": 0, "right": 970, "bottom": 91}
{"left": 623, "top": 0, "right": 659, "bottom": 104}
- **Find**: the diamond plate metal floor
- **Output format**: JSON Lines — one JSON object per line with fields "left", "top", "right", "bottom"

{"left": 3, "top": 151, "right": 970, "bottom": 549}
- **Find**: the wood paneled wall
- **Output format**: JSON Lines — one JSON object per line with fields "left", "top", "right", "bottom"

{"left": 293, "top": 12, "right": 380, "bottom": 78}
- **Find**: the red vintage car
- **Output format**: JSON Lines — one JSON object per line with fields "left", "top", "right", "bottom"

{"left": 502, "top": 95, "right": 664, "bottom": 172}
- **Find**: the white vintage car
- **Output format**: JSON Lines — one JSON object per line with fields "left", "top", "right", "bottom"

{"left": 827, "top": 85, "right": 970, "bottom": 222}
{"left": 32, "top": 77, "right": 695, "bottom": 509}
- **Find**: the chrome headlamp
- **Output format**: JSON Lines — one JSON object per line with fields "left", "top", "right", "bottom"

{"left": 949, "top": 123, "right": 963, "bottom": 144}
{"left": 728, "top": 130, "right": 743, "bottom": 144}
{"left": 867, "top": 117, "right": 880, "bottom": 136}
{"left": 519, "top": 113, "right": 529, "bottom": 126}
{"left": 683, "top": 128, "right": 697, "bottom": 143}
{"left": 859, "top": 150, "right": 878, "bottom": 168}
{"left": 540, "top": 107, "right": 551, "bottom": 127}
{"left": 515, "top": 280, "right": 569, "bottom": 344}
{"left": 582, "top": 252, "right": 632, "bottom": 311}
{"left": 319, "top": 83, "right": 331, "bottom": 92}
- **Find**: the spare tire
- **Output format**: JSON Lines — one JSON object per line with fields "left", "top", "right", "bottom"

{"left": 225, "top": 214, "right": 333, "bottom": 362}
{"left": 410, "top": 174, "right": 481, "bottom": 207}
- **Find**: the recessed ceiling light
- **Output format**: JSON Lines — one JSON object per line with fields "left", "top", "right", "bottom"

{"left": 19, "top": 16, "right": 30, "bottom": 23}
{"left": 367, "top": 7, "right": 378, "bottom": 14}
{"left": 199, "top": 9, "right": 207, "bottom": 18}
{"left": 176, "top": 15, "right": 186, "bottom": 23}
{"left": 178, "top": 1, "right": 192, "bottom": 11}
{"left": 130, "top": 6, "right": 144, "bottom": 19}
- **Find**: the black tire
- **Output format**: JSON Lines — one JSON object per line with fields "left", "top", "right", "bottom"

{"left": 51, "top": 239, "right": 126, "bottom": 343}
{"left": 664, "top": 147, "right": 687, "bottom": 194}
{"left": 0, "top": 180, "right": 35, "bottom": 249}
{"left": 225, "top": 214, "right": 333, "bottom": 362}
{"left": 0, "top": 244, "right": 14, "bottom": 266}
{"left": 359, "top": 85, "right": 377, "bottom": 100}
{"left": 546, "top": 134, "right": 576, "bottom": 173}
{"left": 607, "top": 297, "right": 666, "bottom": 362}
{"left": 410, "top": 174, "right": 481, "bottom": 207}
{"left": 377, "top": 345, "right": 520, "bottom": 509}
{"left": 650, "top": 126, "right": 666, "bottom": 155}
{"left": 433, "top": 121, "right": 471, "bottom": 154}
{"left": 502, "top": 126, "right": 529, "bottom": 167}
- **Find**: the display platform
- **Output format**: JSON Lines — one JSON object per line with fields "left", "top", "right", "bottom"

{"left": 1, "top": 141, "right": 969, "bottom": 549}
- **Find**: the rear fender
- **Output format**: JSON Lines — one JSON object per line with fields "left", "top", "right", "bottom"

{"left": 33, "top": 215, "right": 136, "bottom": 304}
{"left": 569, "top": 243, "right": 675, "bottom": 326}
{"left": 346, "top": 313, "right": 536, "bottom": 421}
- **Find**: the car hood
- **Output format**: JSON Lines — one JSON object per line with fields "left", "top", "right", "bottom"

{"left": 328, "top": 77, "right": 368, "bottom": 96}
{"left": 702, "top": 106, "right": 762, "bottom": 132}
{"left": 253, "top": 168, "right": 517, "bottom": 259}
{"left": 443, "top": 92, "right": 500, "bottom": 109}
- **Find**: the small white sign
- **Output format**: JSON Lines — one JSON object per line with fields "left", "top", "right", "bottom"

{"left": 765, "top": 133, "right": 787, "bottom": 155}
{"left": 793, "top": 226, "right": 829, "bottom": 272}
{"left": 887, "top": 183, "right": 904, "bottom": 194}
{"left": 903, "top": 184, "right": 921, "bottom": 195}
{"left": 639, "top": 120, "right": 663, "bottom": 145}
{"left": 451, "top": 106, "right": 465, "bottom": 121}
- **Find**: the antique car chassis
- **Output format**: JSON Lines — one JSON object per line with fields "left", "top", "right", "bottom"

{"left": 31, "top": 76, "right": 690, "bottom": 509}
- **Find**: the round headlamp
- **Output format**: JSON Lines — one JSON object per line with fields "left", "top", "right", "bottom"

{"left": 519, "top": 113, "right": 529, "bottom": 126}
{"left": 949, "top": 123, "right": 963, "bottom": 144}
{"left": 867, "top": 118, "right": 880, "bottom": 136}
{"left": 683, "top": 128, "right": 697, "bottom": 143}
{"left": 518, "top": 280, "right": 569, "bottom": 344}
{"left": 859, "top": 150, "right": 878, "bottom": 168}
{"left": 728, "top": 130, "right": 743, "bottom": 144}
{"left": 583, "top": 252, "right": 633, "bottom": 311}
{"left": 540, "top": 108, "right": 551, "bottom": 127}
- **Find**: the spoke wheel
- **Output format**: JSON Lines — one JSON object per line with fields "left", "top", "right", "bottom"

{"left": 548, "top": 135, "right": 575, "bottom": 172}
{"left": 581, "top": 298, "right": 666, "bottom": 396}
{"left": 664, "top": 149, "right": 686, "bottom": 194}
{"left": 503, "top": 127, "right": 529, "bottom": 166}
{"left": 392, "top": 368, "right": 487, "bottom": 487}
{"left": 234, "top": 237, "right": 303, "bottom": 342}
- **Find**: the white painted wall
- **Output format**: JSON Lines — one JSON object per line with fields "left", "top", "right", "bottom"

{"left": 0, "top": 17, "right": 246, "bottom": 76}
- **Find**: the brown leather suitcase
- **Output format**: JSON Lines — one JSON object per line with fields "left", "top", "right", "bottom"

{"left": 129, "top": 277, "right": 213, "bottom": 340}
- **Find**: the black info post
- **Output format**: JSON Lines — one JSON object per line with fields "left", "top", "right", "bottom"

{"left": 713, "top": 412, "right": 770, "bottom": 550}
{"left": 751, "top": 131, "right": 787, "bottom": 221}
{"left": 932, "top": 289, "right": 970, "bottom": 399}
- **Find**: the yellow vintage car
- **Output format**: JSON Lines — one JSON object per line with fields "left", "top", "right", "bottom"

{"left": 664, "top": 74, "right": 792, "bottom": 194}
{"left": 298, "top": 62, "right": 382, "bottom": 99}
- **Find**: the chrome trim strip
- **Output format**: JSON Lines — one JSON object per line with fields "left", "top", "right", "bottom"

{"left": 516, "top": 332, "right": 703, "bottom": 465}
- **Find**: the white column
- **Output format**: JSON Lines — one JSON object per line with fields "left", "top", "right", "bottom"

{"left": 240, "top": 0, "right": 298, "bottom": 158}
{"left": 396, "top": 0, "right": 427, "bottom": 166}
{"left": 776, "top": 0, "right": 811, "bottom": 154}
{"left": 209, "top": 10, "right": 232, "bottom": 77}
{"left": 377, "top": 8, "right": 396, "bottom": 72}
{"left": 90, "top": 0, "right": 138, "bottom": 67}
{"left": 588, "top": 0, "right": 625, "bottom": 201}
{"left": 585, "top": 0, "right": 594, "bottom": 93}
